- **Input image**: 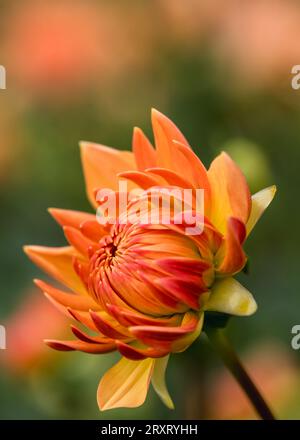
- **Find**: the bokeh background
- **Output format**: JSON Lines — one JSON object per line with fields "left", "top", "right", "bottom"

{"left": 0, "top": 0, "right": 300, "bottom": 420}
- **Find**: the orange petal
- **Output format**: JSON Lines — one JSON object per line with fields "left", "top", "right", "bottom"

{"left": 208, "top": 152, "right": 251, "bottom": 234}
{"left": 156, "top": 257, "right": 211, "bottom": 276}
{"left": 215, "top": 217, "right": 247, "bottom": 275}
{"left": 34, "top": 279, "right": 99, "bottom": 311}
{"left": 97, "top": 357, "right": 154, "bottom": 410}
{"left": 151, "top": 109, "right": 189, "bottom": 170}
{"left": 80, "top": 141, "right": 135, "bottom": 208}
{"left": 90, "top": 310, "right": 130, "bottom": 339}
{"left": 130, "top": 311, "right": 200, "bottom": 350}
{"left": 173, "top": 142, "right": 211, "bottom": 200}
{"left": 70, "top": 325, "right": 113, "bottom": 344}
{"left": 80, "top": 220, "right": 109, "bottom": 242}
{"left": 46, "top": 339, "right": 116, "bottom": 354}
{"left": 132, "top": 127, "right": 157, "bottom": 171}
{"left": 155, "top": 276, "right": 207, "bottom": 310}
{"left": 116, "top": 341, "right": 169, "bottom": 360}
{"left": 146, "top": 167, "right": 195, "bottom": 189}
{"left": 48, "top": 208, "right": 95, "bottom": 229}
{"left": 63, "top": 226, "right": 98, "bottom": 257}
{"left": 67, "top": 308, "right": 99, "bottom": 332}
{"left": 118, "top": 170, "right": 161, "bottom": 190}
{"left": 107, "top": 304, "right": 181, "bottom": 328}
{"left": 24, "top": 245, "right": 87, "bottom": 295}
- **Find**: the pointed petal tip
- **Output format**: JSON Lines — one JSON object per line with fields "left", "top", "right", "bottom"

{"left": 246, "top": 184, "right": 277, "bottom": 236}
{"left": 133, "top": 126, "right": 141, "bottom": 135}
{"left": 79, "top": 141, "right": 92, "bottom": 150}
{"left": 33, "top": 278, "right": 42, "bottom": 287}
{"left": 47, "top": 207, "right": 65, "bottom": 218}
{"left": 151, "top": 108, "right": 165, "bottom": 122}
{"left": 23, "top": 245, "right": 37, "bottom": 256}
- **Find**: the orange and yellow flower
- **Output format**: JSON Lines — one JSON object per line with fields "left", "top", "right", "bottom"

{"left": 24, "top": 110, "right": 276, "bottom": 410}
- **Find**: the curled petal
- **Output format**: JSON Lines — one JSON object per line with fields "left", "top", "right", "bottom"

{"left": 204, "top": 277, "right": 257, "bottom": 316}
{"left": 97, "top": 357, "right": 155, "bottom": 410}
{"left": 146, "top": 167, "right": 195, "bottom": 189}
{"left": 215, "top": 217, "right": 247, "bottom": 275}
{"left": 90, "top": 310, "right": 131, "bottom": 339}
{"left": 45, "top": 339, "right": 116, "bottom": 354}
{"left": 70, "top": 325, "right": 113, "bottom": 344}
{"left": 156, "top": 257, "right": 211, "bottom": 276}
{"left": 130, "top": 311, "right": 201, "bottom": 351}
{"left": 246, "top": 185, "right": 277, "bottom": 236}
{"left": 67, "top": 308, "right": 99, "bottom": 332}
{"left": 155, "top": 276, "right": 208, "bottom": 310}
{"left": 118, "top": 171, "right": 162, "bottom": 189}
{"left": 107, "top": 304, "right": 181, "bottom": 328}
{"left": 116, "top": 341, "right": 169, "bottom": 360}
{"left": 152, "top": 355, "right": 174, "bottom": 410}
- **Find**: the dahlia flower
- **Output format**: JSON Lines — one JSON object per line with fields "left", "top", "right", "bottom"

{"left": 24, "top": 110, "right": 276, "bottom": 411}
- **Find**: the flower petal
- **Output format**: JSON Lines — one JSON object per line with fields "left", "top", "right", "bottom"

{"left": 204, "top": 277, "right": 257, "bottom": 316}
{"left": 48, "top": 208, "right": 95, "bottom": 229}
{"left": 151, "top": 109, "right": 190, "bottom": 171}
{"left": 116, "top": 341, "right": 169, "bottom": 360}
{"left": 173, "top": 141, "right": 211, "bottom": 207}
{"left": 118, "top": 170, "right": 161, "bottom": 189}
{"left": 215, "top": 217, "right": 247, "bottom": 275}
{"left": 34, "top": 279, "right": 99, "bottom": 311}
{"left": 24, "top": 245, "right": 87, "bottom": 295}
{"left": 63, "top": 226, "right": 98, "bottom": 257}
{"left": 147, "top": 167, "right": 195, "bottom": 189}
{"left": 246, "top": 185, "right": 277, "bottom": 236}
{"left": 97, "top": 357, "right": 155, "bottom": 410}
{"left": 130, "top": 311, "right": 201, "bottom": 350}
{"left": 152, "top": 355, "right": 174, "bottom": 410}
{"left": 208, "top": 152, "right": 251, "bottom": 234}
{"left": 90, "top": 310, "right": 131, "bottom": 339}
{"left": 80, "top": 141, "right": 135, "bottom": 208}
{"left": 46, "top": 339, "right": 116, "bottom": 354}
{"left": 132, "top": 127, "right": 157, "bottom": 171}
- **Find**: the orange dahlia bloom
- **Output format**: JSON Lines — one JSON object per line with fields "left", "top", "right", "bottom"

{"left": 24, "top": 110, "right": 276, "bottom": 410}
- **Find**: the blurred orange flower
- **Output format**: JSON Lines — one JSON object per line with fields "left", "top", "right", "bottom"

{"left": 208, "top": 343, "right": 299, "bottom": 419}
{"left": 1, "top": 290, "right": 67, "bottom": 373}
{"left": 25, "top": 110, "right": 275, "bottom": 410}
{"left": 158, "top": 0, "right": 300, "bottom": 88}
{"left": 214, "top": 0, "right": 300, "bottom": 87}
{"left": 2, "top": 0, "right": 155, "bottom": 100}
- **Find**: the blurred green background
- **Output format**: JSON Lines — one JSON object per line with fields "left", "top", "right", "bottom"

{"left": 0, "top": 0, "right": 300, "bottom": 419}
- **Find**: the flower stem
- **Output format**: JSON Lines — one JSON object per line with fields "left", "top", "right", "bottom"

{"left": 206, "top": 327, "right": 276, "bottom": 420}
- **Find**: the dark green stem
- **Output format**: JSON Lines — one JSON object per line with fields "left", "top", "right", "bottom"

{"left": 206, "top": 327, "right": 276, "bottom": 420}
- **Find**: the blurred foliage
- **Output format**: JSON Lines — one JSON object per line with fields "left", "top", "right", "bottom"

{"left": 0, "top": 0, "right": 300, "bottom": 420}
